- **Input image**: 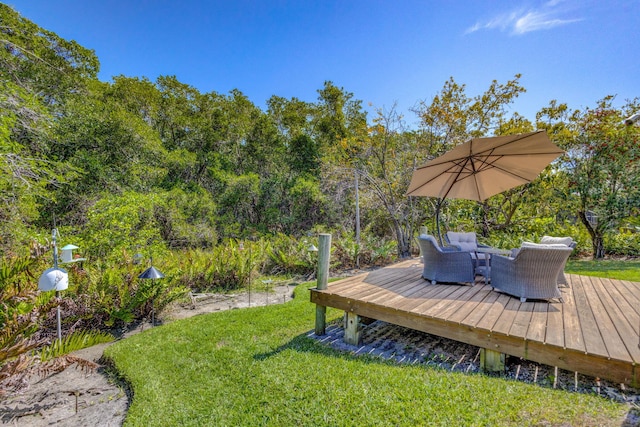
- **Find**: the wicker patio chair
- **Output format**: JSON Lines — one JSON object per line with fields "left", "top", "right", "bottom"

{"left": 540, "top": 236, "right": 576, "bottom": 286}
{"left": 511, "top": 237, "right": 576, "bottom": 286}
{"left": 490, "top": 246, "right": 573, "bottom": 302}
{"left": 445, "top": 231, "right": 490, "bottom": 268}
{"left": 418, "top": 235, "right": 475, "bottom": 285}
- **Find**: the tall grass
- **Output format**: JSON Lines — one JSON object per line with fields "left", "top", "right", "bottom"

{"left": 105, "top": 283, "right": 629, "bottom": 426}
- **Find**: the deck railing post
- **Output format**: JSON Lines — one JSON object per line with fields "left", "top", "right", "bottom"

{"left": 314, "top": 233, "right": 331, "bottom": 335}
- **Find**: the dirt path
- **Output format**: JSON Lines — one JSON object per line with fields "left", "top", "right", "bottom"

{"left": 0, "top": 284, "right": 297, "bottom": 426}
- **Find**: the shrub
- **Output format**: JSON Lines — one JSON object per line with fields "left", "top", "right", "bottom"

{"left": 605, "top": 231, "right": 640, "bottom": 256}
{"left": 264, "top": 233, "right": 314, "bottom": 275}
{"left": 0, "top": 257, "right": 56, "bottom": 391}
{"left": 169, "top": 240, "right": 259, "bottom": 292}
{"left": 67, "top": 259, "right": 188, "bottom": 328}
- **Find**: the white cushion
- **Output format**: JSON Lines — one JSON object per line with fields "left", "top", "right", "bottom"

{"left": 521, "top": 241, "right": 569, "bottom": 249}
{"left": 540, "top": 236, "right": 573, "bottom": 246}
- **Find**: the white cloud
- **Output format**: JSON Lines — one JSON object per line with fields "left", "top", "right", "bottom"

{"left": 465, "top": 2, "right": 582, "bottom": 36}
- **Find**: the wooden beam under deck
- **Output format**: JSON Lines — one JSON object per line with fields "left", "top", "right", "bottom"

{"left": 310, "top": 259, "right": 640, "bottom": 386}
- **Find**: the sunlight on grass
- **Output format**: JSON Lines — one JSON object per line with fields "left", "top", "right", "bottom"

{"left": 566, "top": 259, "right": 640, "bottom": 281}
{"left": 105, "top": 282, "right": 630, "bottom": 426}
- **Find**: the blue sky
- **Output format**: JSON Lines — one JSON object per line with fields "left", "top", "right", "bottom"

{"left": 6, "top": 0, "right": 639, "bottom": 124}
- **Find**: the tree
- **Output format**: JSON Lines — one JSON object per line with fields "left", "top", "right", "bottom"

{"left": 558, "top": 96, "right": 640, "bottom": 258}
{"left": 0, "top": 5, "right": 98, "bottom": 252}
{"left": 356, "top": 105, "right": 424, "bottom": 257}
{"left": 412, "top": 75, "right": 528, "bottom": 238}
{"left": 314, "top": 82, "right": 370, "bottom": 240}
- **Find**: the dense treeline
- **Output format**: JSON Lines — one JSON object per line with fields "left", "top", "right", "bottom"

{"left": 1, "top": 3, "right": 639, "bottom": 260}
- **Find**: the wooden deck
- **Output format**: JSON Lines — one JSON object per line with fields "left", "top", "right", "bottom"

{"left": 310, "top": 258, "right": 640, "bottom": 386}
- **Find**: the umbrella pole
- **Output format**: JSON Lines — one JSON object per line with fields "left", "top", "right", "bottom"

{"left": 436, "top": 199, "right": 444, "bottom": 247}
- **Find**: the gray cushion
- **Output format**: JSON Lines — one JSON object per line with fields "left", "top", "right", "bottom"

{"left": 446, "top": 232, "right": 478, "bottom": 251}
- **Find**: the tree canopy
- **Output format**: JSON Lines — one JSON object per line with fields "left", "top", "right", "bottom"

{"left": 1, "top": 4, "right": 638, "bottom": 259}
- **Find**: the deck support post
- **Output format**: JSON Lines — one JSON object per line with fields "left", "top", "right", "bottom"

{"left": 480, "top": 348, "right": 505, "bottom": 373}
{"left": 314, "top": 234, "right": 332, "bottom": 336}
{"left": 344, "top": 311, "right": 362, "bottom": 345}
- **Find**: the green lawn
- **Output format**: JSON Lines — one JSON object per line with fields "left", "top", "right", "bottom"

{"left": 566, "top": 258, "right": 640, "bottom": 281}
{"left": 105, "top": 274, "right": 636, "bottom": 426}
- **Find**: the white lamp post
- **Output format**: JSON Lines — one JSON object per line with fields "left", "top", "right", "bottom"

{"left": 38, "top": 228, "right": 83, "bottom": 342}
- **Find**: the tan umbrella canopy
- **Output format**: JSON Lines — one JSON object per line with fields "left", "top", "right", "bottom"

{"left": 407, "top": 131, "right": 564, "bottom": 243}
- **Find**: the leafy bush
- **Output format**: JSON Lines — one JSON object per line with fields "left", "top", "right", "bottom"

{"left": 79, "top": 189, "right": 218, "bottom": 260}
{"left": 332, "top": 232, "right": 398, "bottom": 269}
{"left": 169, "top": 240, "right": 259, "bottom": 292}
{"left": 264, "top": 233, "right": 314, "bottom": 275}
{"left": 68, "top": 259, "right": 188, "bottom": 328}
{"left": 605, "top": 231, "right": 640, "bottom": 256}
{"left": 80, "top": 192, "right": 166, "bottom": 260}
{"left": 0, "top": 257, "right": 55, "bottom": 390}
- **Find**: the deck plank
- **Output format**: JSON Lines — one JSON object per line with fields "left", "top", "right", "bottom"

{"left": 560, "top": 279, "right": 585, "bottom": 353}
{"left": 544, "top": 299, "right": 564, "bottom": 347}
{"left": 492, "top": 298, "right": 522, "bottom": 336}
{"left": 509, "top": 301, "right": 534, "bottom": 338}
{"left": 572, "top": 275, "right": 608, "bottom": 357}
{"left": 581, "top": 275, "right": 629, "bottom": 361}
{"left": 447, "top": 287, "right": 495, "bottom": 324}
{"left": 396, "top": 285, "right": 472, "bottom": 316}
{"left": 526, "top": 302, "right": 549, "bottom": 343}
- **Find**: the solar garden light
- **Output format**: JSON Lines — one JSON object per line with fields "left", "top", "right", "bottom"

{"left": 138, "top": 259, "right": 165, "bottom": 326}
{"left": 38, "top": 228, "right": 85, "bottom": 342}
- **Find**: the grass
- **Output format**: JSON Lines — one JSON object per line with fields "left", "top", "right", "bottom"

{"left": 566, "top": 258, "right": 640, "bottom": 281}
{"left": 105, "top": 279, "right": 633, "bottom": 426}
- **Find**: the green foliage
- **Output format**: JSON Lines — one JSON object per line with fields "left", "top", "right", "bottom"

{"left": 265, "top": 234, "right": 315, "bottom": 275}
{"left": 79, "top": 189, "right": 217, "bottom": 259}
{"left": 216, "top": 173, "right": 261, "bottom": 237}
{"left": 0, "top": 4, "right": 99, "bottom": 102}
{"left": 332, "top": 232, "right": 398, "bottom": 268}
{"left": 169, "top": 241, "right": 259, "bottom": 292}
{"left": 0, "top": 257, "right": 53, "bottom": 382}
{"left": 80, "top": 192, "right": 166, "bottom": 259}
{"left": 65, "top": 259, "right": 188, "bottom": 328}
{"left": 605, "top": 230, "right": 640, "bottom": 256}
{"left": 153, "top": 187, "right": 218, "bottom": 249}
{"left": 37, "top": 330, "right": 114, "bottom": 362}
{"left": 555, "top": 96, "right": 640, "bottom": 258}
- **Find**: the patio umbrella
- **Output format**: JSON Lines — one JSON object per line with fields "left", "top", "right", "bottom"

{"left": 406, "top": 130, "right": 564, "bottom": 244}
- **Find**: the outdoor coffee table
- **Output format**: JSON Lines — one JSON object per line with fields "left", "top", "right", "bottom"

{"left": 474, "top": 247, "right": 512, "bottom": 285}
